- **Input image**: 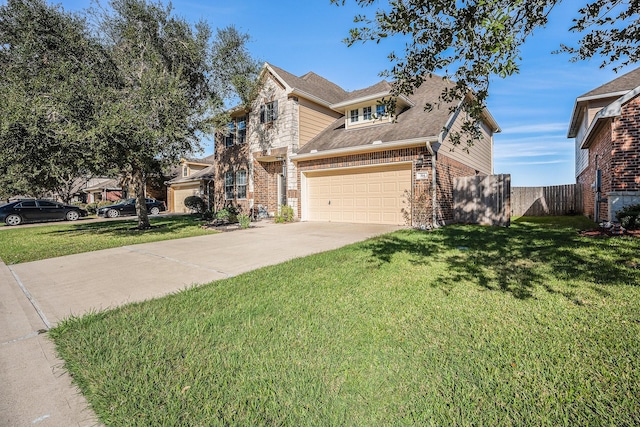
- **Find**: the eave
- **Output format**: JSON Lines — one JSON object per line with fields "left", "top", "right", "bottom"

{"left": 291, "top": 137, "right": 438, "bottom": 162}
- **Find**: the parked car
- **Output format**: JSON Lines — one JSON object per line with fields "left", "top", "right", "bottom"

{"left": 0, "top": 199, "right": 88, "bottom": 226}
{"left": 97, "top": 198, "right": 166, "bottom": 218}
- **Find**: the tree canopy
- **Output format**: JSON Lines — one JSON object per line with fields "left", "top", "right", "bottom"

{"left": 0, "top": 0, "right": 260, "bottom": 228}
{"left": 332, "top": 0, "right": 639, "bottom": 146}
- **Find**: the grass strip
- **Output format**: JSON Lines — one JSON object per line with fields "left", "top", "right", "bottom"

{"left": 0, "top": 215, "right": 215, "bottom": 264}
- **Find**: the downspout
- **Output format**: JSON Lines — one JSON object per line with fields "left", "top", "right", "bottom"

{"left": 425, "top": 141, "right": 437, "bottom": 228}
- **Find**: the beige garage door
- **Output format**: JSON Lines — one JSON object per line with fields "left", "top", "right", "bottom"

{"left": 173, "top": 186, "right": 199, "bottom": 213}
{"left": 305, "top": 164, "right": 411, "bottom": 225}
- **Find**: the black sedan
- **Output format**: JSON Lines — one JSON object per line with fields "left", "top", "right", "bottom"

{"left": 97, "top": 198, "right": 166, "bottom": 218}
{"left": 0, "top": 199, "right": 88, "bottom": 226}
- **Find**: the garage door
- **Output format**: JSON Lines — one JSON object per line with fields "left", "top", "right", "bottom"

{"left": 173, "top": 186, "right": 199, "bottom": 213}
{"left": 305, "top": 164, "right": 411, "bottom": 225}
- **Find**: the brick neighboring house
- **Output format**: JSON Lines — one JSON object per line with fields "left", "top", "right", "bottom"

{"left": 568, "top": 67, "right": 640, "bottom": 222}
{"left": 214, "top": 63, "right": 500, "bottom": 226}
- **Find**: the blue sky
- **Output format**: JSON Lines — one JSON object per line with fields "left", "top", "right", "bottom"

{"left": 47, "top": 1, "right": 629, "bottom": 186}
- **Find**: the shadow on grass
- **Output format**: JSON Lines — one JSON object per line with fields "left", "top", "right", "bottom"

{"left": 365, "top": 218, "right": 640, "bottom": 301}
{"left": 44, "top": 215, "right": 205, "bottom": 237}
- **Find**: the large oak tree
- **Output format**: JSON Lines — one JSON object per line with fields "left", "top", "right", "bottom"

{"left": 0, "top": 0, "right": 260, "bottom": 228}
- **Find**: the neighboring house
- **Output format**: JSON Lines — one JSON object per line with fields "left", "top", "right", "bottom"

{"left": 81, "top": 177, "right": 123, "bottom": 203}
{"left": 568, "top": 67, "right": 640, "bottom": 222}
{"left": 166, "top": 155, "right": 215, "bottom": 213}
{"left": 214, "top": 63, "right": 500, "bottom": 226}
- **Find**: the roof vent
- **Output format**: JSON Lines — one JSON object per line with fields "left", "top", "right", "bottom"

{"left": 310, "top": 149, "right": 318, "bottom": 153}
{"left": 372, "top": 140, "right": 382, "bottom": 145}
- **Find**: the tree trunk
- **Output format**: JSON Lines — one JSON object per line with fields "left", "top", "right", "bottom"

{"left": 133, "top": 170, "right": 150, "bottom": 229}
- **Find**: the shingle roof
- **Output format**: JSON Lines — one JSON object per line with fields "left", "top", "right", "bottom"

{"left": 337, "top": 80, "right": 393, "bottom": 104}
{"left": 579, "top": 67, "right": 640, "bottom": 99}
{"left": 267, "top": 63, "right": 348, "bottom": 104}
{"left": 167, "top": 165, "right": 215, "bottom": 184}
{"left": 297, "top": 75, "right": 459, "bottom": 154}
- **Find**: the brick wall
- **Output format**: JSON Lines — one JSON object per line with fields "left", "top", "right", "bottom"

{"left": 435, "top": 153, "right": 479, "bottom": 224}
{"left": 253, "top": 159, "right": 282, "bottom": 215}
{"left": 576, "top": 120, "right": 613, "bottom": 220}
{"left": 611, "top": 96, "right": 640, "bottom": 192}
{"left": 213, "top": 135, "right": 251, "bottom": 213}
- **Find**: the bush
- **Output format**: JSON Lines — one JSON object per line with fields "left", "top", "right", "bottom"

{"left": 184, "top": 196, "right": 205, "bottom": 214}
{"left": 238, "top": 213, "right": 251, "bottom": 229}
{"left": 274, "top": 205, "right": 294, "bottom": 223}
{"left": 216, "top": 206, "right": 239, "bottom": 223}
{"left": 616, "top": 203, "right": 640, "bottom": 230}
{"left": 85, "top": 200, "right": 115, "bottom": 215}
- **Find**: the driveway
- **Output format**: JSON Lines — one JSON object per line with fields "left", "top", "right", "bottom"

{"left": 0, "top": 221, "right": 401, "bottom": 426}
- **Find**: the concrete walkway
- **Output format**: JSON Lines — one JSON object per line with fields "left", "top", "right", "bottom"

{"left": 0, "top": 221, "right": 400, "bottom": 426}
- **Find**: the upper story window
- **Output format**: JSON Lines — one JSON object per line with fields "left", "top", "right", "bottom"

{"left": 376, "top": 104, "right": 387, "bottom": 117}
{"left": 224, "top": 115, "right": 247, "bottom": 146}
{"left": 363, "top": 106, "right": 372, "bottom": 121}
{"left": 225, "top": 122, "right": 236, "bottom": 147}
{"left": 182, "top": 165, "right": 188, "bottom": 177}
{"left": 260, "top": 101, "right": 278, "bottom": 124}
{"left": 350, "top": 109, "right": 359, "bottom": 123}
{"left": 237, "top": 117, "right": 247, "bottom": 143}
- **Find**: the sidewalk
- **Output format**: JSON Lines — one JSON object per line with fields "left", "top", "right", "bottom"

{"left": 0, "top": 221, "right": 399, "bottom": 426}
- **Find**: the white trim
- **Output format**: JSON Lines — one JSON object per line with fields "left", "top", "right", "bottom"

{"left": 292, "top": 137, "right": 438, "bottom": 162}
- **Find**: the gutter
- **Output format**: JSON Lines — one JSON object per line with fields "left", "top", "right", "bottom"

{"left": 291, "top": 136, "right": 436, "bottom": 162}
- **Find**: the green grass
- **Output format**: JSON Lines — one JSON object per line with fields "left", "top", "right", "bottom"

{"left": 0, "top": 215, "right": 215, "bottom": 264}
{"left": 50, "top": 217, "right": 640, "bottom": 426}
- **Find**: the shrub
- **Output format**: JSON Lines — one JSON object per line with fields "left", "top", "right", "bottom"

{"left": 215, "top": 206, "right": 239, "bottom": 223}
{"left": 238, "top": 213, "right": 251, "bottom": 229}
{"left": 184, "top": 196, "right": 205, "bottom": 213}
{"left": 85, "top": 202, "right": 99, "bottom": 214}
{"left": 274, "top": 205, "right": 294, "bottom": 223}
{"left": 216, "top": 208, "right": 229, "bottom": 222}
{"left": 616, "top": 203, "right": 640, "bottom": 230}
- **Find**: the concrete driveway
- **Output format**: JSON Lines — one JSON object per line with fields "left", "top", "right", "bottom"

{"left": 0, "top": 221, "right": 400, "bottom": 426}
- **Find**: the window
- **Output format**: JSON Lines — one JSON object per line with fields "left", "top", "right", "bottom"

{"left": 225, "top": 122, "right": 235, "bottom": 147}
{"left": 260, "top": 101, "right": 278, "bottom": 123}
{"left": 350, "top": 109, "right": 359, "bottom": 123}
{"left": 237, "top": 116, "right": 247, "bottom": 144}
{"left": 236, "top": 170, "right": 247, "bottom": 199}
{"left": 376, "top": 104, "right": 387, "bottom": 117}
{"left": 225, "top": 170, "right": 247, "bottom": 199}
{"left": 363, "top": 106, "right": 372, "bottom": 121}
{"left": 225, "top": 172, "right": 234, "bottom": 199}
{"left": 182, "top": 165, "right": 188, "bottom": 177}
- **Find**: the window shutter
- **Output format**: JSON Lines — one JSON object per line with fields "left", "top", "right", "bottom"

{"left": 272, "top": 101, "right": 278, "bottom": 120}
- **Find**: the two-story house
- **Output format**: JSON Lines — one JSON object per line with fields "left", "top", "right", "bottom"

{"left": 568, "top": 67, "right": 640, "bottom": 222}
{"left": 213, "top": 63, "right": 500, "bottom": 226}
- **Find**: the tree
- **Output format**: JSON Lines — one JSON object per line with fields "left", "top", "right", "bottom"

{"left": 1, "top": 0, "right": 260, "bottom": 229}
{"left": 89, "top": 0, "right": 218, "bottom": 229}
{"left": 0, "top": 0, "right": 115, "bottom": 200}
{"left": 331, "top": 0, "right": 639, "bottom": 146}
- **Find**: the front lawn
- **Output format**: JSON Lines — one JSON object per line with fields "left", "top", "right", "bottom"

{"left": 50, "top": 217, "right": 640, "bottom": 426}
{"left": 0, "top": 215, "right": 215, "bottom": 264}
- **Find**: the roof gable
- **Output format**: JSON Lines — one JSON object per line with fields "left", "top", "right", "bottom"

{"left": 295, "top": 74, "right": 496, "bottom": 157}
{"left": 265, "top": 63, "right": 348, "bottom": 105}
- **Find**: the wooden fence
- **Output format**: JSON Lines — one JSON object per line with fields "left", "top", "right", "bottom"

{"left": 453, "top": 174, "right": 511, "bottom": 226}
{"left": 511, "top": 184, "right": 583, "bottom": 216}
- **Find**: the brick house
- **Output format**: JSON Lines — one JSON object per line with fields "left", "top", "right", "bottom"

{"left": 568, "top": 67, "right": 640, "bottom": 222}
{"left": 212, "top": 63, "right": 500, "bottom": 226}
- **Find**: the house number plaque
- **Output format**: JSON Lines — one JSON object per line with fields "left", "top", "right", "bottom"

{"left": 416, "top": 172, "right": 429, "bottom": 180}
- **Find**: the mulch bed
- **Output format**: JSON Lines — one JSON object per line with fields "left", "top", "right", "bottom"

{"left": 579, "top": 228, "right": 640, "bottom": 238}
